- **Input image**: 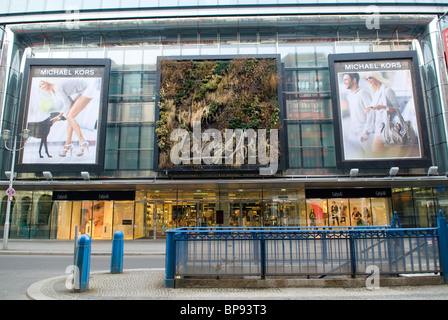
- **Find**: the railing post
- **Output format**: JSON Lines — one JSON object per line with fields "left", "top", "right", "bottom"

{"left": 260, "top": 236, "right": 266, "bottom": 280}
{"left": 390, "top": 211, "right": 402, "bottom": 228}
{"left": 74, "top": 234, "right": 91, "bottom": 292}
{"left": 111, "top": 230, "right": 124, "bottom": 274}
{"left": 165, "top": 230, "right": 176, "bottom": 288}
{"left": 349, "top": 231, "right": 356, "bottom": 278}
{"left": 437, "top": 210, "right": 448, "bottom": 284}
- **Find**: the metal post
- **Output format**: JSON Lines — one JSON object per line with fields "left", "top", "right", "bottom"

{"left": 2, "top": 135, "right": 16, "bottom": 250}
{"left": 75, "top": 234, "right": 91, "bottom": 292}
{"left": 260, "top": 237, "right": 266, "bottom": 280}
{"left": 73, "top": 226, "right": 79, "bottom": 266}
{"left": 349, "top": 232, "right": 357, "bottom": 278}
{"left": 164, "top": 230, "right": 176, "bottom": 288}
{"left": 437, "top": 210, "right": 448, "bottom": 284}
{"left": 111, "top": 230, "right": 124, "bottom": 274}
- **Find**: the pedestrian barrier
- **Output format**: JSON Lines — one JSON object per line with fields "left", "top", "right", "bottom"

{"left": 164, "top": 211, "right": 448, "bottom": 288}
{"left": 111, "top": 230, "right": 124, "bottom": 274}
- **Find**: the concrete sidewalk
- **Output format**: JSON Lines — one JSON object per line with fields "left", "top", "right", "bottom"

{"left": 26, "top": 269, "right": 448, "bottom": 300}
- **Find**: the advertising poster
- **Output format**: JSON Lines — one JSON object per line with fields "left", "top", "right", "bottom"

{"left": 328, "top": 51, "right": 430, "bottom": 169}
{"left": 17, "top": 59, "right": 110, "bottom": 172}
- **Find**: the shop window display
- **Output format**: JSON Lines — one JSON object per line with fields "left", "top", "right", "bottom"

{"left": 306, "top": 197, "right": 389, "bottom": 227}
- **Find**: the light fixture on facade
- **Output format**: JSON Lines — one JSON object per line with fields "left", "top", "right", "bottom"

{"left": 350, "top": 168, "right": 359, "bottom": 177}
{"left": 389, "top": 167, "right": 399, "bottom": 177}
{"left": 4, "top": 171, "right": 16, "bottom": 179}
{"left": 43, "top": 171, "right": 53, "bottom": 180}
{"left": 1, "top": 129, "right": 11, "bottom": 141}
{"left": 427, "top": 166, "right": 438, "bottom": 176}
{"left": 81, "top": 171, "right": 90, "bottom": 181}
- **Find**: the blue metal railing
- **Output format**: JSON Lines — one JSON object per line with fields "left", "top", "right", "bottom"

{"left": 164, "top": 211, "right": 448, "bottom": 288}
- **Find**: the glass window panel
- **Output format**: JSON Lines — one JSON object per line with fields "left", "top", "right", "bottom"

{"left": 297, "top": 71, "right": 316, "bottom": 92}
{"left": 123, "top": 73, "right": 142, "bottom": 101}
{"left": 323, "top": 147, "right": 336, "bottom": 167}
{"left": 143, "top": 47, "right": 161, "bottom": 70}
{"left": 278, "top": 45, "right": 297, "bottom": 68}
{"left": 287, "top": 124, "right": 300, "bottom": 147}
{"left": 220, "top": 45, "right": 238, "bottom": 55}
{"left": 301, "top": 124, "right": 320, "bottom": 147}
{"left": 162, "top": 45, "right": 181, "bottom": 56}
{"left": 139, "top": 150, "right": 154, "bottom": 170}
{"left": 0, "top": 0, "right": 10, "bottom": 14}
{"left": 107, "top": 49, "right": 124, "bottom": 70}
{"left": 109, "top": 72, "right": 122, "bottom": 96}
{"left": 70, "top": 49, "right": 88, "bottom": 58}
{"left": 181, "top": 45, "right": 201, "bottom": 56}
{"left": 288, "top": 148, "right": 300, "bottom": 169}
{"left": 140, "top": 0, "right": 159, "bottom": 6}
{"left": 106, "top": 126, "right": 120, "bottom": 149}
{"left": 220, "top": 27, "right": 238, "bottom": 44}
{"left": 142, "top": 72, "right": 156, "bottom": 96}
{"left": 297, "top": 46, "right": 316, "bottom": 67}
{"left": 120, "top": 126, "right": 140, "bottom": 149}
{"left": 51, "top": 51, "right": 70, "bottom": 59}
{"left": 27, "top": 0, "right": 44, "bottom": 12}
{"left": 315, "top": 44, "right": 334, "bottom": 67}
{"left": 162, "top": 0, "right": 179, "bottom": 6}
{"left": 321, "top": 123, "right": 334, "bottom": 147}
{"left": 87, "top": 49, "right": 105, "bottom": 59}
{"left": 240, "top": 28, "right": 257, "bottom": 43}
{"left": 284, "top": 71, "right": 296, "bottom": 92}
{"left": 105, "top": 150, "right": 118, "bottom": 170}
{"left": 199, "top": 0, "right": 218, "bottom": 4}
{"left": 219, "top": 0, "right": 239, "bottom": 4}
{"left": 140, "top": 125, "right": 155, "bottom": 149}
{"left": 200, "top": 45, "right": 220, "bottom": 55}
{"left": 258, "top": 44, "right": 277, "bottom": 54}
{"left": 120, "top": 0, "right": 140, "bottom": 7}
{"left": 199, "top": 27, "right": 218, "bottom": 43}
{"left": 142, "top": 102, "right": 156, "bottom": 122}
{"left": 119, "top": 103, "right": 143, "bottom": 122}
{"left": 9, "top": 0, "right": 27, "bottom": 12}
{"left": 238, "top": 44, "right": 258, "bottom": 54}
{"left": 102, "top": 0, "right": 120, "bottom": 9}
{"left": 82, "top": 0, "right": 101, "bottom": 9}
{"left": 335, "top": 42, "right": 354, "bottom": 54}
{"left": 286, "top": 97, "right": 299, "bottom": 120}
{"left": 301, "top": 148, "right": 320, "bottom": 168}
{"left": 124, "top": 49, "right": 143, "bottom": 71}
{"left": 119, "top": 150, "right": 139, "bottom": 169}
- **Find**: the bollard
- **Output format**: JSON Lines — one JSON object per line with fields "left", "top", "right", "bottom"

{"left": 75, "top": 234, "right": 91, "bottom": 292}
{"left": 437, "top": 210, "right": 448, "bottom": 284}
{"left": 164, "top": 230, "right": 176, "bottom": 288}
{"left": 111, "top": 230, "right": 124, "bottom": 274}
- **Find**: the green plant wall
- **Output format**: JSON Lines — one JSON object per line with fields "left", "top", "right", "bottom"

{"left": 157, "top": 57, "right": 280, "bottom": 169}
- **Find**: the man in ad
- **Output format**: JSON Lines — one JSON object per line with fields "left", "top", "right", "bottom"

{"left": 335, "top": 58, "right": 421, "bottom": 161}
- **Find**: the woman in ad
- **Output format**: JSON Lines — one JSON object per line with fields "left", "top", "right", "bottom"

{"left": 339, "top": 69, "right": 420, "bottom": 160}
{"left": 38, "top": 79, "right": 96, "bottom": 157}
{"left": 22, "top": 74, "right": 102, "bottom": 165}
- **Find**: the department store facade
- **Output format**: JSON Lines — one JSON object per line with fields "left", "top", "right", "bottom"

{"left": 1, "top": 1, "right": 448, "bottom": 240}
